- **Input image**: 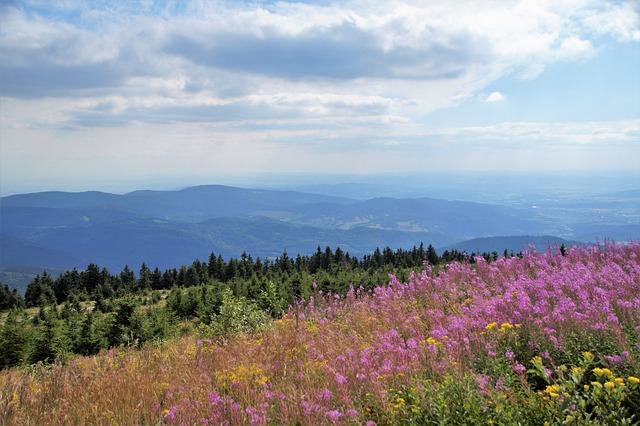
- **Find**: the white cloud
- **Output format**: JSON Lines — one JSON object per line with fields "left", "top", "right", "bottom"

{"left": 485, "top": 91, "right": 506, "bottom": 103}
{"left": 0, "top": 0, "right": 639, "bottom": 182}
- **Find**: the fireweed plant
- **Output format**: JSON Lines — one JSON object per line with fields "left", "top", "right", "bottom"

{"left": 1, "top": 243, "right": 639, "bottom": 424}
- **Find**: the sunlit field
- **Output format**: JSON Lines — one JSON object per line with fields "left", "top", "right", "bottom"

{"left": 2, "top": 244, "right": 639, "bottom": 425}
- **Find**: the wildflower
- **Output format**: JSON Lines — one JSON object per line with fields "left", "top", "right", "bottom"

{"left": 499, "top": 322, "right": 513, "bottom": 332}
{"left": 582, "top": 352, "right": 594, "bottom": 362}
{"left": 208, "top": 391, "right": 222, "bottom": 405}
{"left": 604, "top": 381, "right": 615, "bottom": 390}
{"left": 393, "top": 397, "right": 405, "bottom": 409}
{"left": 485, "top": 322, "right": 498, "bottom": 331}
{"left": 335, "top": 373, "right": 347, "bottom": 386}
{"left": 544, "top": 384, "right": 560, "bottom": 398}
{"left": 513, "top": 363, "right": 526, "bottom": 375}
{"left": 406, "top": 338, "right": 418, "bottom": 349}
{"left": 591, "top": 381, "right": 602, "bottom": 388}
{"left": 163, "top": 406, "right": 178, "bottom": 422}
{"left": 583, "top": 385, "right": 590, "bottom": 392}
{"left": 326, "top": 410, "right": 342, "bottom": 422}
{"left": 366, "top": 421, "right": 377, "bottom": 426}
{"left": 614, "top": 377, "right": 624, "bottom": 386}
{"left": 425, "top": 337, "right": 438, "bottom": 346}
{"left": 593, "top": 368, "right": 613, "bottom": 378}
{"left": 604, "top": 354, "right": 623, "bottom": 364}
{"left": 320, "top": 388, "right": 332, "bottom": 401}
{"left": 346, "top": 409, "right": 358, "bottom": 418}
{"left": 505, "top": 351, "right": 515, "bottom": 361}
{"left": 628, "top": 376, "right": 640, "bottom": 384}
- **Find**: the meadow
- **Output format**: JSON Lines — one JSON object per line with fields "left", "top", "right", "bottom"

{"left": 1, "top": 243, "right": 639, "bottom": 425}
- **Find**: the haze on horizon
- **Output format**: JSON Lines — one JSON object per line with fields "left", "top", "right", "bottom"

{"left": 1, "top": 0, "right": 639, "bottom": 195}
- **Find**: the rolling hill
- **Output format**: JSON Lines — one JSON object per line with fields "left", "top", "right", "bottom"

{"left": 1, "top": 184, "right": 637, "bottom": 291}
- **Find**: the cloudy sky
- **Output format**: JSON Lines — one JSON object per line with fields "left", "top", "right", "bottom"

{"left": 0, "top": 0, "right": 639, "bottom": 193}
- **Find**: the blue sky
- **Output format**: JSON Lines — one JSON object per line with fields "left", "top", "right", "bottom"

{"left": 0, "top": 0, "right": 639, "bottom": 193}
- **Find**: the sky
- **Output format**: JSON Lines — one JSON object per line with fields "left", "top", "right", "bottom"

{"left": 0, "top": 0, "right": 639, "bottom": 194}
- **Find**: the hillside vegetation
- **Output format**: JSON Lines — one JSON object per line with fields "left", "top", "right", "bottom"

{"left": 1, "top": 243, "right": 639, "bottom": 424}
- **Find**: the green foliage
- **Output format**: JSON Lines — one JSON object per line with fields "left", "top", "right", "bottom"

{"left": 199, "top": 288, "right": 269, "bottom": 338}
{"left": 370, "top": 375, "right": 549, "bottom": 426}
{"left": 528, "top": 352, "right": 640, "bottom": 425}
{"left": 24, "top": 273, "right": 56, "bottom": 307}
{"left": 108, "top": 297, "right": 137, "bottom": 346}
{"left": 0, "top": 310, "right": 31, "bottom": 369}
{"left": 0, "top": 284, "right": 24, "bottom": 310}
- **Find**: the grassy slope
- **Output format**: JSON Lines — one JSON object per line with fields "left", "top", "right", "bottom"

{"left": 1, "top": 245, "right": 639, "bottom": 425}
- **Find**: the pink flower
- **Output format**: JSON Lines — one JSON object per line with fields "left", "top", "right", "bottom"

{"left": 208, "top": 391, "right": 222, "bottom": 405}
{"left": 164, "top": 405, "right": 178, "bottom": 422}
{"left": 513, "top": 363, "right": 526, "bottom": 375}
{"left": 366, "top": 421, "right": 377, "bottom": 426}
{"left": 320, "top": 388, "right": 332, "bottom": 401}
{"left": 335, "top": 373, "right": 347, "bottom": 386}
{"left": 346, "top": 409, "right": 359, "bottom": 418}
{"left": 326, "top": 410, "right": 342, "bottom": 422}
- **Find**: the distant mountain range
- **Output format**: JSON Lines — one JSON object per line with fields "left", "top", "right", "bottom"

{"left": 1, "top": 184, "right": 637, "bottom": 290}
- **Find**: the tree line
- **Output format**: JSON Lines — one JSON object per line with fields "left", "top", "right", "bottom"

{"left": 1, "top": 243, "right": 505, "bottom": 370}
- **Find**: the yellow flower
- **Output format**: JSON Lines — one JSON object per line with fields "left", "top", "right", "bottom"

{"left": 571, "top": 367, "right": 584, "bottom": 376}
{"left": 582, "top": 351, "right": 594, "bottom": 362}
{"left": 628, "top": 376, "right": 640, "bottom": 384}
{"left": 583, "top": 385, "right": 590, "bottom": 392}
{"left": 499, "top": 322, "right": 513, "bottom": 332}
{"left": 593, "top": 368, "right": 613, "bottom": 378}
{"left": 425, "top": 337, "right": 438, "bottom": 346}
{"left": 392, "top": 397, "right": 406, "bottom": 411}
{"left": 485, "top": 322, "right": 498, "bottom": 331}
{"left": 591, "top": 381, "right": 602, "bottom": 388}
{"left": 614, "top": 377, "right": 625, "bottom": 385}
{"left": 305, "top": 322, "right": 319, "bottom": 334}
{"left": 604, "top": 381, "right": 615, "bottom": 390}
{"left": 544, "top": 384, "right": 560, "bottom": 397}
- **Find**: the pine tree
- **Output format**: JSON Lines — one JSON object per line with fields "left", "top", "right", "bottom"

{"left": 0, "top": 310, "right": 28, "bottom": 368}
{"left": 30, "top": 316, "right": 56, "bottom": 364}
{"left": 426, "top": 244, "right": 439, "bottom": 265}
{"left": 138, "top": 263, "right": 151, "bottom": 290}
{"left": 76, "top": 313, "right": 101, "bottom": 355}
{"left": 108, "top": 298, "right": 136, "bottom": 346}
